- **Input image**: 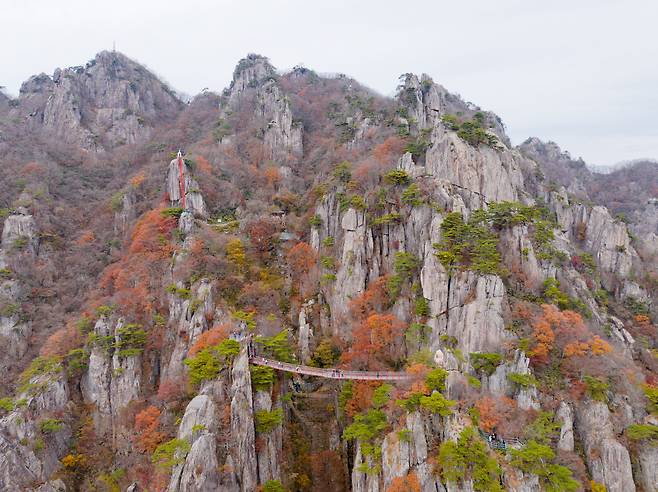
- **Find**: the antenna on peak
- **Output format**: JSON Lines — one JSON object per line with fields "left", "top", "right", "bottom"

{"left": 113, "top": 41, "right": 116, "bottom": 53}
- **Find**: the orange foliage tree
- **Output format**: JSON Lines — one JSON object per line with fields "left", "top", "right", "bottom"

{"left": 387, "top": 472, "right": 421, "bottom": 492}
{"left": 475, "top": 396, "right": 516, "bottom": 433}
{"left": 134, "top": 405, "right": 165, "bottom": 453}
{"left": 189, "top": 324, "right": 232, "bottom": 356}
{"left": 100, "top": 206, "right": 177, "bottom": 321}
{"left": 348, "top": 276, "right": 391, "bottom": 321}
{"left": 341, "top": 313, "right": 405, "bottom": 370}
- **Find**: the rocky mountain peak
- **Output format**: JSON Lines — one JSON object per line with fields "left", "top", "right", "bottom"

{"left": 229, "top": 53, "right": 276, "bottom": 97}
{"left": 519, "top": 137, "right": 585, "bottom": 169}
{"left": 15, "top": 50, "right": 183, "bottom": 150}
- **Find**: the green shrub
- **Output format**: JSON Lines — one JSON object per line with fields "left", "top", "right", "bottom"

{"left": 523, "top": 412, "right": 560, "bottom": 445}
{"left": 467, "top": 375, "right": 481, "bottom": 388}
{"left": 309, "top": 215, "right": 322, "bottom": 228}
{"left": 486, "top": 202, "right": 539, "bottom": 229}
{"left": 165, "top": 283, "right": 191, "bottom": 299}
{"left": 414, "top": 297, "right": 430, "bottom": 317}
{"left": 255, "top": 330, "right": 294, "bottom": 363}
{"left": 0, "top": 268, "right": 12, "bottom": 279}
{"left": 434, "top": 212, "right": 501, "bottom": 275}
{"left": 263, "top": 480, "right": 286, "bottom": 492}
{"left": 343, "top": 409, "right": 387, "bottom": 443}
{"left": 75, "top": 316, "right": 93, "bottom": 334}
{"left": 109, "top": 192, "right": 125, "bottom": 211}
{"left": 333, "top": 161, "right": 352, "bottom": 183}
{"left": 643, "top": 384, "right": 658, "bottom": 414}
{"left": 542, "top": 278, "right": 591, "bottom": 317}
{"left": 322, "top": 236, "right": 335, "bottom": 247}
{"left": 507, "top": 372, "right": 538, "bottom": 389}
{"left": 320, "top": 256, "right": 335, "bottom": 270}
{"left": 405, "top": 322, "right": 431, "bottom": 346}
{"left": 184, "top": 349, "right": 222, "bottom": 386}
{"left": 309, "top": 339, "right": 340, "bottom": 368}
{"left": 152, "top": 438, "right": 190, "bottom": 468}
{"left": 372, "top": 384, "right": 392, "bottom": 409}
{"left": 114, "top": 323, "right": 146, "bottom": 358}
{"left": 583, "top": 376, "right": 609, "bottom": 402}
{"left": 419, "top": 392, "right": 455, "bottom": 416}
{"left": 161, "top": 207, "right": 184, "bottom": 218}
{"left": 441, "top": 113, "right": 498, "bottom": 148}
{"left": 0, "top": 397, "right": 14, "bottom": 412}
{"left": 250, "top": 366, "right": 275, "bottom": 391}
{"left": 404, "top": 137, "right": 430, "bottom": 161}
{"left": 19, "top": 356, "right": 62, "bottom": 391}
{"left": 469, "top": 353, "right": 502, "bottom": 376}
{"left": 372, "top": 212, "right": 402, "bottom": 227}
{"left": 95, "top": 305, "right": 114, "bottom": 318}
{"left": 383, "top": 169, "right": 411, "bottom": 186}
{"left": 401, "top": 183, "right": 423, "bottom": 206}
{"left": 0, "top": 303, "right": 19, "bottom": 317}
{"left": 425, "top": 368, "right": 448, "bottom": 392}
{"left": 65, "top": 348, "right": 89, "bottom": 376}
{"left": 338, "top": 381, "right": 354, "bottom": 412}
{"left": 233, "top": 310, "right": 256, "bottom": 330}
{"left": 184, "top": 339, "right": 240, "bottom": 386}
{"left": 437, "top": 426, "right": 502, "bottom": 491}
{"left": 509, "top": 441, "right": 579, "bottom": 491}
{"left": 255, "top": 408, "right": 283, "bottom": 433}
{"left": 39, "top": 419, "right": 63, "bottom": 434}
{"left": 626, "top": 424, "right": 658, "bottom": 441}
{"left": 350, "top": 195, "right": 367, "bottom": 211}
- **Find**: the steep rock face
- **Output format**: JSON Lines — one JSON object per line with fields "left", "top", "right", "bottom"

{"left": 113, "top": 188, "right": 135, "bottom": 236}
{"left": 487, "top": 351, "right": 539, "bottom": 410}
{"left": 81, "top": 317, "right": 142, "bottom": 441}
{"left": 18, "top": 51, "right": 182, "bottom": 150}
{"left": 1, "top": 208, "right": 39, "bottom": 254}
{"left": 548, "top": 189, "right": 644, "bottom": 297}
{"left": 253, "top": 390, "right": 282, "bottom": 483}
{"left": 576, "top": 401, "right": 635, "bottom": 492}
{"left": 257, "top": 80, "right": 303, "bottom": 159}
{"left": 230, "top": 348, "right": 258, "bottom": 492}
{"left": 328, "top": 208, "right": 370, "bottom": 336}
{"left": 167, "top": 395, "right": 228, "bottom": 492}
{"left": 162, "top": 280, "right": 214, "bottom": 381}
{"left": 636, "top": 443, "right": 658, "bottom": 492}
{"left": 0, "top": 209, "right": 38, "bottom": 372}
{"left": 0, "top": 371, "right": 70, "bottom": 490}
{"left": 423, "top": 126, "right": 527, "bottom": 207}
{"left": 298, "top": 299, "right": 314, "bottom": 362}
{"left": 170, "top": 434, "right": 222, "bottom": 492}
{"left": 556, "top": 402, "right": 575, "bottom": 452}
{"left": 166, "top": 157, "right": 207, "bottom": 218}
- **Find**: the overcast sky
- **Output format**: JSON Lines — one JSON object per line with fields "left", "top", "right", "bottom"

{"left": 3, "top": 0, "right": 657, "bottom": 166}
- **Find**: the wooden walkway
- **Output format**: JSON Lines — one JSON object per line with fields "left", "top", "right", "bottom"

{"left": 249, "top": 356, "right": 412, "bottom": 381}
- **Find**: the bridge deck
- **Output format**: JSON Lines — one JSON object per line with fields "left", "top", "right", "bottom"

{"left": 249, "top": 356, "right": 412, "bottom": 381}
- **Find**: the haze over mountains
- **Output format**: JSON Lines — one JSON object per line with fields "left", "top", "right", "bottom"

{"left": 0, "top": 51, "right": 656, "bottom": 492}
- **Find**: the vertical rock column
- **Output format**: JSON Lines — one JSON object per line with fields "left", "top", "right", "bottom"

{"left": 230, "top": 348, "right": 258, "bottom": 491}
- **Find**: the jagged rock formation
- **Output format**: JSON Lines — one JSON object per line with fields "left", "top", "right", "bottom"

{"left": 14, "top": 51, "right": 183, "bottom": 150}
{"left": 166, "top": 156, "right": 207, "bottom": 217}
{"left": 0, "top": 207, "right": 38, "bottom": 372}
{"left": 81, "top": 316, "right": 142, "bottom": 442}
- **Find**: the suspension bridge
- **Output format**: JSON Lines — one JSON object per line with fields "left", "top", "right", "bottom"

{"left": 248, "top": 355, "right": 412, "bottom": 381}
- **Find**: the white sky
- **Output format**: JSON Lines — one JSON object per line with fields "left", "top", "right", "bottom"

{"left": 3, "top": 0, "right": 657, "bottom": 166}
